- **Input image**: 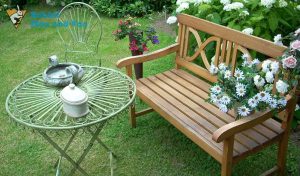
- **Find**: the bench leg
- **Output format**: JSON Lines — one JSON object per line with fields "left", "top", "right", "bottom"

{"left": 129, "top": 104, "right": 136, "bottom": 128}
{"left": 221, "top": 137, "right": 234, "bottom": 176}
{"left": 277, "top": 134, "right": 289, "bottom": 175}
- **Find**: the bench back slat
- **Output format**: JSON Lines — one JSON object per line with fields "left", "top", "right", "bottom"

{"left": 175, "top": 14, "right": 287, "bottom": 83}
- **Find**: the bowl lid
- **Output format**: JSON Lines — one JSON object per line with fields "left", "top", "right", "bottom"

{"left": 60, "top": 84, "right": 88, "bottom": 104}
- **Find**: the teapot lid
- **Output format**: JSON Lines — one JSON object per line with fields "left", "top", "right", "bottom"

{"left": 60, "top": 84, "right": 88, "bottom": 104}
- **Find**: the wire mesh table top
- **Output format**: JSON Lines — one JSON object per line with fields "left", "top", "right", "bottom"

{"left": 6, "top": 66, "right": 136, "bottom": 130}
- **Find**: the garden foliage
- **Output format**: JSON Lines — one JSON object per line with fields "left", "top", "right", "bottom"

{"left": 92, "top": 0, "right": 175, "bottom": 17}
{"left": 170, "top": 0, "right": 300, "bottom": 42}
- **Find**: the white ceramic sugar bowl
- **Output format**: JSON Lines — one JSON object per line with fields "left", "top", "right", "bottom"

{"left": 60, "top": 84, "right": 89, "bottom": 118}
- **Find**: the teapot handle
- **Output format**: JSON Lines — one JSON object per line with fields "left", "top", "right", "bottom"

{"left": 65, "top": 65, "right": 78, "bottom": 81}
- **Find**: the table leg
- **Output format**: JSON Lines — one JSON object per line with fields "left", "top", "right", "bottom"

{"left": 38, "top": 130, "right": 89, "bottom": 176}
{"left": 87, "top": 128, "right": 117, "bottom": 158}
{"left": 54, "top": 130, "right": 79, "bottom": 168}
{"left": 68, "top": 126, "right": 103, "bottom": 175}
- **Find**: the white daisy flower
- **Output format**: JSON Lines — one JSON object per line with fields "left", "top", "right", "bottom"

{"left": 242, "top": 60, "right": 252, "bottom": 67}
{"left": 262, "top": 60, "right": 271, "bottom": 73}
{"left": 253, "top": 94, "right": 261, "bottom": 102}
{"left": 248, "top": 98, "right": 258, "bottom": 108}
{"left": 252, "top": 58, "right": 261, "bottom": 65}
{"left": 224, "top": 70, "right": 231, "bottom": 79}
{"left": 211, "top": 85, "right": 222, "bottom": 94}
{"left": 277, "top": 98, "right": 287, "bottom": 107}
{"left": 242, "top": 53, "right": 250, "bottom": 60}
{"left": 258, "top": 91, "right": 270, "bottom": 102}
{"left": 218, "top": 63, "right": 227, "bottom": 71}
{"left": 236, "top": 86, "right": 246, "bottom": 97}
{"left": 210, "top": 94, "right": 218, "bottom": 103}
{"left": 238, "top": 106, "right": 251, "bottom": 116}
{"left": 268, "top": 98, "right": 278, "bottom": 109}
{"left": 276, "top": 80, "right": 289, "bottom": 94}
{"left": 209, "top": 64, "right": 218, "bottom": 75}
{"left": 235, "top": 82, "right": 246, "bottom": 89}
{"left": 265, "top": 71, "right": 274, "bottom": 83}
{"left": 270, "top": 61, "right": 279, "bottom": 74}
{"left": 234, "top": 69, "right": 245, "bottom": 80}
{"left": 254, "top": 75, "right": 265, "bottom": 87}
{"left": 221, "top": 95, "right": 231, "bottom": 105}
{"left": 218, "top": 104, "right": 228, "bottom": 113}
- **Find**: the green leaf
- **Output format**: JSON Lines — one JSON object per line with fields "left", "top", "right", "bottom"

{"left": 268, "top": 12, "right": 278, "bottom": 32}
{"left": 254, "top": 26, "right": 261, "bottom": 36}
{"left": 278, "top": 18, "right": 292, "bottom": 28}
{"left": 206, "top": 12, "right": 221, "bottom": 24}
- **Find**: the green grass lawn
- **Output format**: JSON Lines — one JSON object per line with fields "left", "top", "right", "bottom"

{"left": 0, "top": 5, "right": 299, "bottom": 176}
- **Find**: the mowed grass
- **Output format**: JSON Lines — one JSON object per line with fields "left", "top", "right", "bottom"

{"left": 0, "top": 5, "right": 300, "bottom": 176}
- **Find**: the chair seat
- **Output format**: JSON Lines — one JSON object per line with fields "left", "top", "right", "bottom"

{"left": 136, "top": 69, "right": 284, "bottom": 162}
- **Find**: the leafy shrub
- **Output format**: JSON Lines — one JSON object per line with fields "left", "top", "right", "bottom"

{"left": 170, "top": 0, "right": 300, "bottom": 43}
{"left": 92, "top": 0, "right": 175, "bottom": 17}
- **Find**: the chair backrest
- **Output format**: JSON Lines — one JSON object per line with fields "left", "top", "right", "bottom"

{"left": 175, "top": 14, "right": 286, "bottom": 83}
{"left": 57, "top": 2, "right": 102, "bottom": 64}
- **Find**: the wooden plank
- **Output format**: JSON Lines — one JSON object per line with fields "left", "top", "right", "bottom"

{"left": 225, "top": 41, "right": 232, "bottom": 65}
{"left": 166, "top": 70, "right": 281, "bottom": 145}
{"left": 139, "top": 78, "right": 231, "bottom": 152}
{"left": 220, "top": 39, "right": 227, "bottom": 63}
{"left": 177, "top": 14, "right": 286, "bottom": 58}
{"left": 135, "top": 108, "right": 153, "bottom": 117}
{"left": 136, "top": 80, "right": 224, "bottom": 162}
{"left": 154, "top": 73, "right": 259, "bottom": 150}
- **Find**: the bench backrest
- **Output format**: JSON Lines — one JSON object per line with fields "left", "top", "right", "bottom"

{"left": 176, "top": 14, "right": 287, "bottom": 83}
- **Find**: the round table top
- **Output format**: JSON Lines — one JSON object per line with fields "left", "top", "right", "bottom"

{"left": 6, "top": 66, "right": 136, "bottom": 130}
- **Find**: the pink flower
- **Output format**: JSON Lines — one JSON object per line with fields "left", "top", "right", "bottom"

{"left": 291, "top": 40, "right": 300, "bottom": 51}
{"left": 282, "top": 56, "right": 297, "bottom": 69}
{"left": 129, "top": 40, "right": 139, "bottom": 51}
{"left": 142, "top": 44, "right": 148, "bottom": 51}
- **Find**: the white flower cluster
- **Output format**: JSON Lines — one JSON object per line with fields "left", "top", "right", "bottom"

{"left": 166, "top": 16, "right": 177, "bottom": 24}
{"left": 176, "top": 2, "right": 189, "bottom": 13}
{"left": 278, "top": 0, "right": 288, "bottom": 8}
{"left": 220, "top": 0, "right": 230, "bottom": 5}
{"left": 260, "top": 0, "right": 276, "bottom": 8}
{"left": 209, "top": 56, "right": 288, "bottom": 117}
{"left": 239, "top": 10, "right": 249, "bottom": 17}
{"left": 273, "top": 34, "right": 283, "bottom": 46}
{"left": 242, "top": 28, "right": 253, "bottom": 35}
{"left": 223, "top": 2, "right": 244, "bottom": 11}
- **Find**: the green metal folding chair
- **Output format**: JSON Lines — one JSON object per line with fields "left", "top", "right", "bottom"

{"left": 57, "top": 2, "right": 102, "bottom": 66}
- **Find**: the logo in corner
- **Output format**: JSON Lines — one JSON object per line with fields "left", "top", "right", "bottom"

{"left": 7, "top": 5, "right": 26, "bottom": 29}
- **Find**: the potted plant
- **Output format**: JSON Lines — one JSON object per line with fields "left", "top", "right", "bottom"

{"left": 113, "top": 16, "right": 159, "bottom": 79}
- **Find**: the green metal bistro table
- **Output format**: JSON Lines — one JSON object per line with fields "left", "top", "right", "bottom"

{"left": 5, "top": 66, "right": 136, "bottom": 176}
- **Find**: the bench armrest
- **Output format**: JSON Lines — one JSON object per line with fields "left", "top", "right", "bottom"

{"left": 212, "top": 94, "right": 294, "bottom": 143}
{"left": 116, "top": 43, "right": 180, "bottom": 68}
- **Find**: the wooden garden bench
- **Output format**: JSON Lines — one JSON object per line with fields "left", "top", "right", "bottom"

{"left": 116, "top": 14, "right": 297, "bottom": 176}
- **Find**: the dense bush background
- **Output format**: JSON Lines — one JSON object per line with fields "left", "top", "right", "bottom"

{"left": 92, "top": 0, "right": 176, "bottom": 17}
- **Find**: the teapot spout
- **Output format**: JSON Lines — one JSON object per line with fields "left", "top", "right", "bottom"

{"left": 49, "top": 55, "right": 59, "bottom": 66}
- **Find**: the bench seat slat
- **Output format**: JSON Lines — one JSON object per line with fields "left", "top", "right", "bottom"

{"left": 170, "top": 69, "right": 283, "bottom": 136}
{"left": 153, "top": 73, "right": 258, "bottom": 150}
{"left": 136, "top": 80, "right": 225, "bottom": 162}
{"left": 136, "top": 69, "right": 284, "bottom": 160}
